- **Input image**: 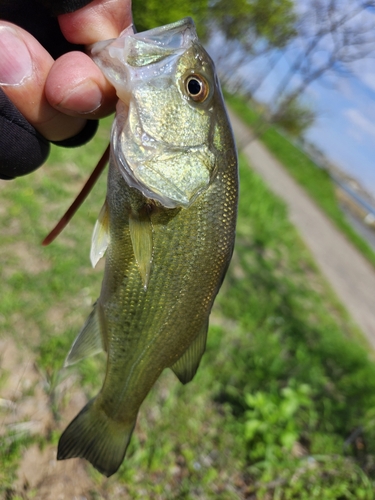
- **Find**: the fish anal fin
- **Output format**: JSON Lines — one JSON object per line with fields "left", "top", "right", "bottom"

{"left": 129, "top": 209, "right": 153, "bottom": 290}
{"left": 90, "top": 200, "right": 110, "bottom": 268}
{"left": 57, "top": 398, "right": 135, "bottom": 477}
{"left": 65, "top": 303, "right": 105, "bottom": 367}
{"left": 171, "top": 320, "right": 209, "bottom": 384}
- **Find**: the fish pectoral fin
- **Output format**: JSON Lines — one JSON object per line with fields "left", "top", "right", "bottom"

{"left": 57, "top": 398, "right": 135, "bottom": 477}
{"left": 171, "top": 320, "right": 209, "bottom": 384}
{"left": 90, "top": 200, "right": 110, "bottom": 268}
{"left": 65, "top": 302, "right": 105, "bottom": 367}
{"left": 129, "top": 209, "right": 153, "bottom": 290}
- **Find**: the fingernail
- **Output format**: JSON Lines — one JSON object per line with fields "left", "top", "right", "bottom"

{"left": 0, "top": 26, "right": 33, "bottom": 85}
{"left": 58, "top": 80, "right": 102, "bottom": 114}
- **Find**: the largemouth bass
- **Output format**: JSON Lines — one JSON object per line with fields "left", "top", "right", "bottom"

{"left": 57, "top": 18, "right": 238, "bottom": 477}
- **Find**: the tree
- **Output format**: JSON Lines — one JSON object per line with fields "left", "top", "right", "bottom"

{"left": 212, "top": 0, "right": 375, "bottom": 136}
{"left": 272, "top": 98, "right": 316, "bottom": 137}
{"left": 210, "top": 0, "right": 297, "bottom": 50}
{"left": 268, "top": 0, "right": 375, "bottom": 117}
{"left": 207, "top": 0, "right": 297, "bottom": 89}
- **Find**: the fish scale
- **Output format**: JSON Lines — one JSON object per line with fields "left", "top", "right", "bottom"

{"left": 57, "top": 18, "right": 238, "bottom": 477}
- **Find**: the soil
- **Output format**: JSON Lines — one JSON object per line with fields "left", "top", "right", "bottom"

{"left": 0, "top": 338, "right": 98, "bottom": 499}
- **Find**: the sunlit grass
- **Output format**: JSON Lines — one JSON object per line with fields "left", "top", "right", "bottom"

{"left": 1, "top": 118, "right": 375, "bottom": 498}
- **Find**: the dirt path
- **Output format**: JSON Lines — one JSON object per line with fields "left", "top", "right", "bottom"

{"left": 228, "top": 109, "right": 375, "bottom": 348}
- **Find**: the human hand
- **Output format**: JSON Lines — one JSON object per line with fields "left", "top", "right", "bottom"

{"left": 0, "top": 0, "right": 132, "bottom": 178}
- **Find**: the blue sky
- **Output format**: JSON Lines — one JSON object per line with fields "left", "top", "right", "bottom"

{"left": 255, "top": 53, "right": 375, "bottom": 198}
{"left": 207, "top": 4, "right": 375, "bottom": 199}
{"left": 305, "top": 69, "right": 375, "bottom": 198}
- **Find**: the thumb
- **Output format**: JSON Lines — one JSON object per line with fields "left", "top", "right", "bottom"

{"left": 0, "top": 22, "right": 87, "bottom": 142}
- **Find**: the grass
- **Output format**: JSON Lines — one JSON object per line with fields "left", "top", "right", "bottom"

{"left": 1, "top": 118, "right": 375, "bottom": 498}
{"left": 226, "top": 92, "right": 375, "bottom": 270}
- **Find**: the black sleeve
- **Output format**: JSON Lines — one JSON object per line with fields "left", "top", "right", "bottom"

{"left": 0, "top": 89, "right": 99, "bottom": 180}
{"left": 38, "top": 0, "right": 94, "bottom": 15}
{"left": 0, "top": 0, "right": 94, "bottom": 58}
{"left": 0, "top": 0, "right": 99, "bottom": 179}
{"left": 0, "top": 89, "right": 50, "bottom": 180}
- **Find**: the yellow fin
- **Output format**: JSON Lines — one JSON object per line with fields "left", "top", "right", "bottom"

{"left": 57, "top": 398, "right": 135, "bottom": 477}
{"left": 90, "top": 200, "right": 110, "bottom": 268}
{"left": 129, "top": 210, "right": 153, "bottom": 290}
{"left": 65, "top": 303, "right": 105, "bottom": 367}
{"left": 171, "top": 320, "right": 209, "bottom": 384}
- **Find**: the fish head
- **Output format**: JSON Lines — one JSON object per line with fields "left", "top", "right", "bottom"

{"left": 91, "top": 18, "right": 229, "bottom": 208}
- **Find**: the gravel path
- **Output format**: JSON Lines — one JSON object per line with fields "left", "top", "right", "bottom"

{"left": 228, "top": 109, "right": 375, "bottom": 348}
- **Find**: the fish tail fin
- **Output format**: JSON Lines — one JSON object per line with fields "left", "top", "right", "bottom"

{"left": 57, "top": 398, "right": 135, "bottom": 477}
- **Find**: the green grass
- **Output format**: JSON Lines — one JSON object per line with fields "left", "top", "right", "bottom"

{"left": 226, "top": 92, "right": 375, "bottom": 270}
{"left": 1, "top": 120, "right": 375, "bottom": 498}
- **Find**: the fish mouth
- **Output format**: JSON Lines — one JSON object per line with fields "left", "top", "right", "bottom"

{"left": 92, "top": 18, "right": 216, "bottom": 208}
{"left": 90, "top": 18, "right": 198, "bottom": 104}
{"left": 128, "top": 18, "right": 198, "bottom": 55}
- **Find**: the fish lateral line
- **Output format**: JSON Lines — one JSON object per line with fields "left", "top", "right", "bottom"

{"left": 41, "top": 143, "right": 110, "bottom": 246}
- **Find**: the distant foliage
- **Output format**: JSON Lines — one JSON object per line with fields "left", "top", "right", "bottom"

{"left": 210, "top": 0, "right": 297, "bottom": 49}
{"left": 132, "top": 0, "right": 296, "bottom": 48}
{"left": 132, "top": 0, "right": 209, "bottom": 35}
{"left": 273, "top": 98, "right": 316, "bottom": 137}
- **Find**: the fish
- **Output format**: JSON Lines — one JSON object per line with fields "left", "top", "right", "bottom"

{"left": 57, "top": 17, "right": 238, "bottom": 477}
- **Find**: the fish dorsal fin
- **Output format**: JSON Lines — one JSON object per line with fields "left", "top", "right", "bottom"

{"left": 129, "top": 209, "right": 153, "bottom": 290}
{"left": 171, "top": 320, "right": 209, "bottom": 384}
{"left": 90, "top": 200, "right": 110, "bottom": 268}
{"left": 65, "top": 303, "right": 105, "bottom": 367}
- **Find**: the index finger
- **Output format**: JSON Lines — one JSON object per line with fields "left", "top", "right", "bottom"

{"left": 45, "top": 0, "right": 132, "bottom": 119}
{"left": 58, "top": 0, "right": 132, "bottom": 45}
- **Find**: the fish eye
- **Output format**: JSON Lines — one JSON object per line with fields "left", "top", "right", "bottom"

{"left": 184, "top": 74, "right": 209, "bottom": 102}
